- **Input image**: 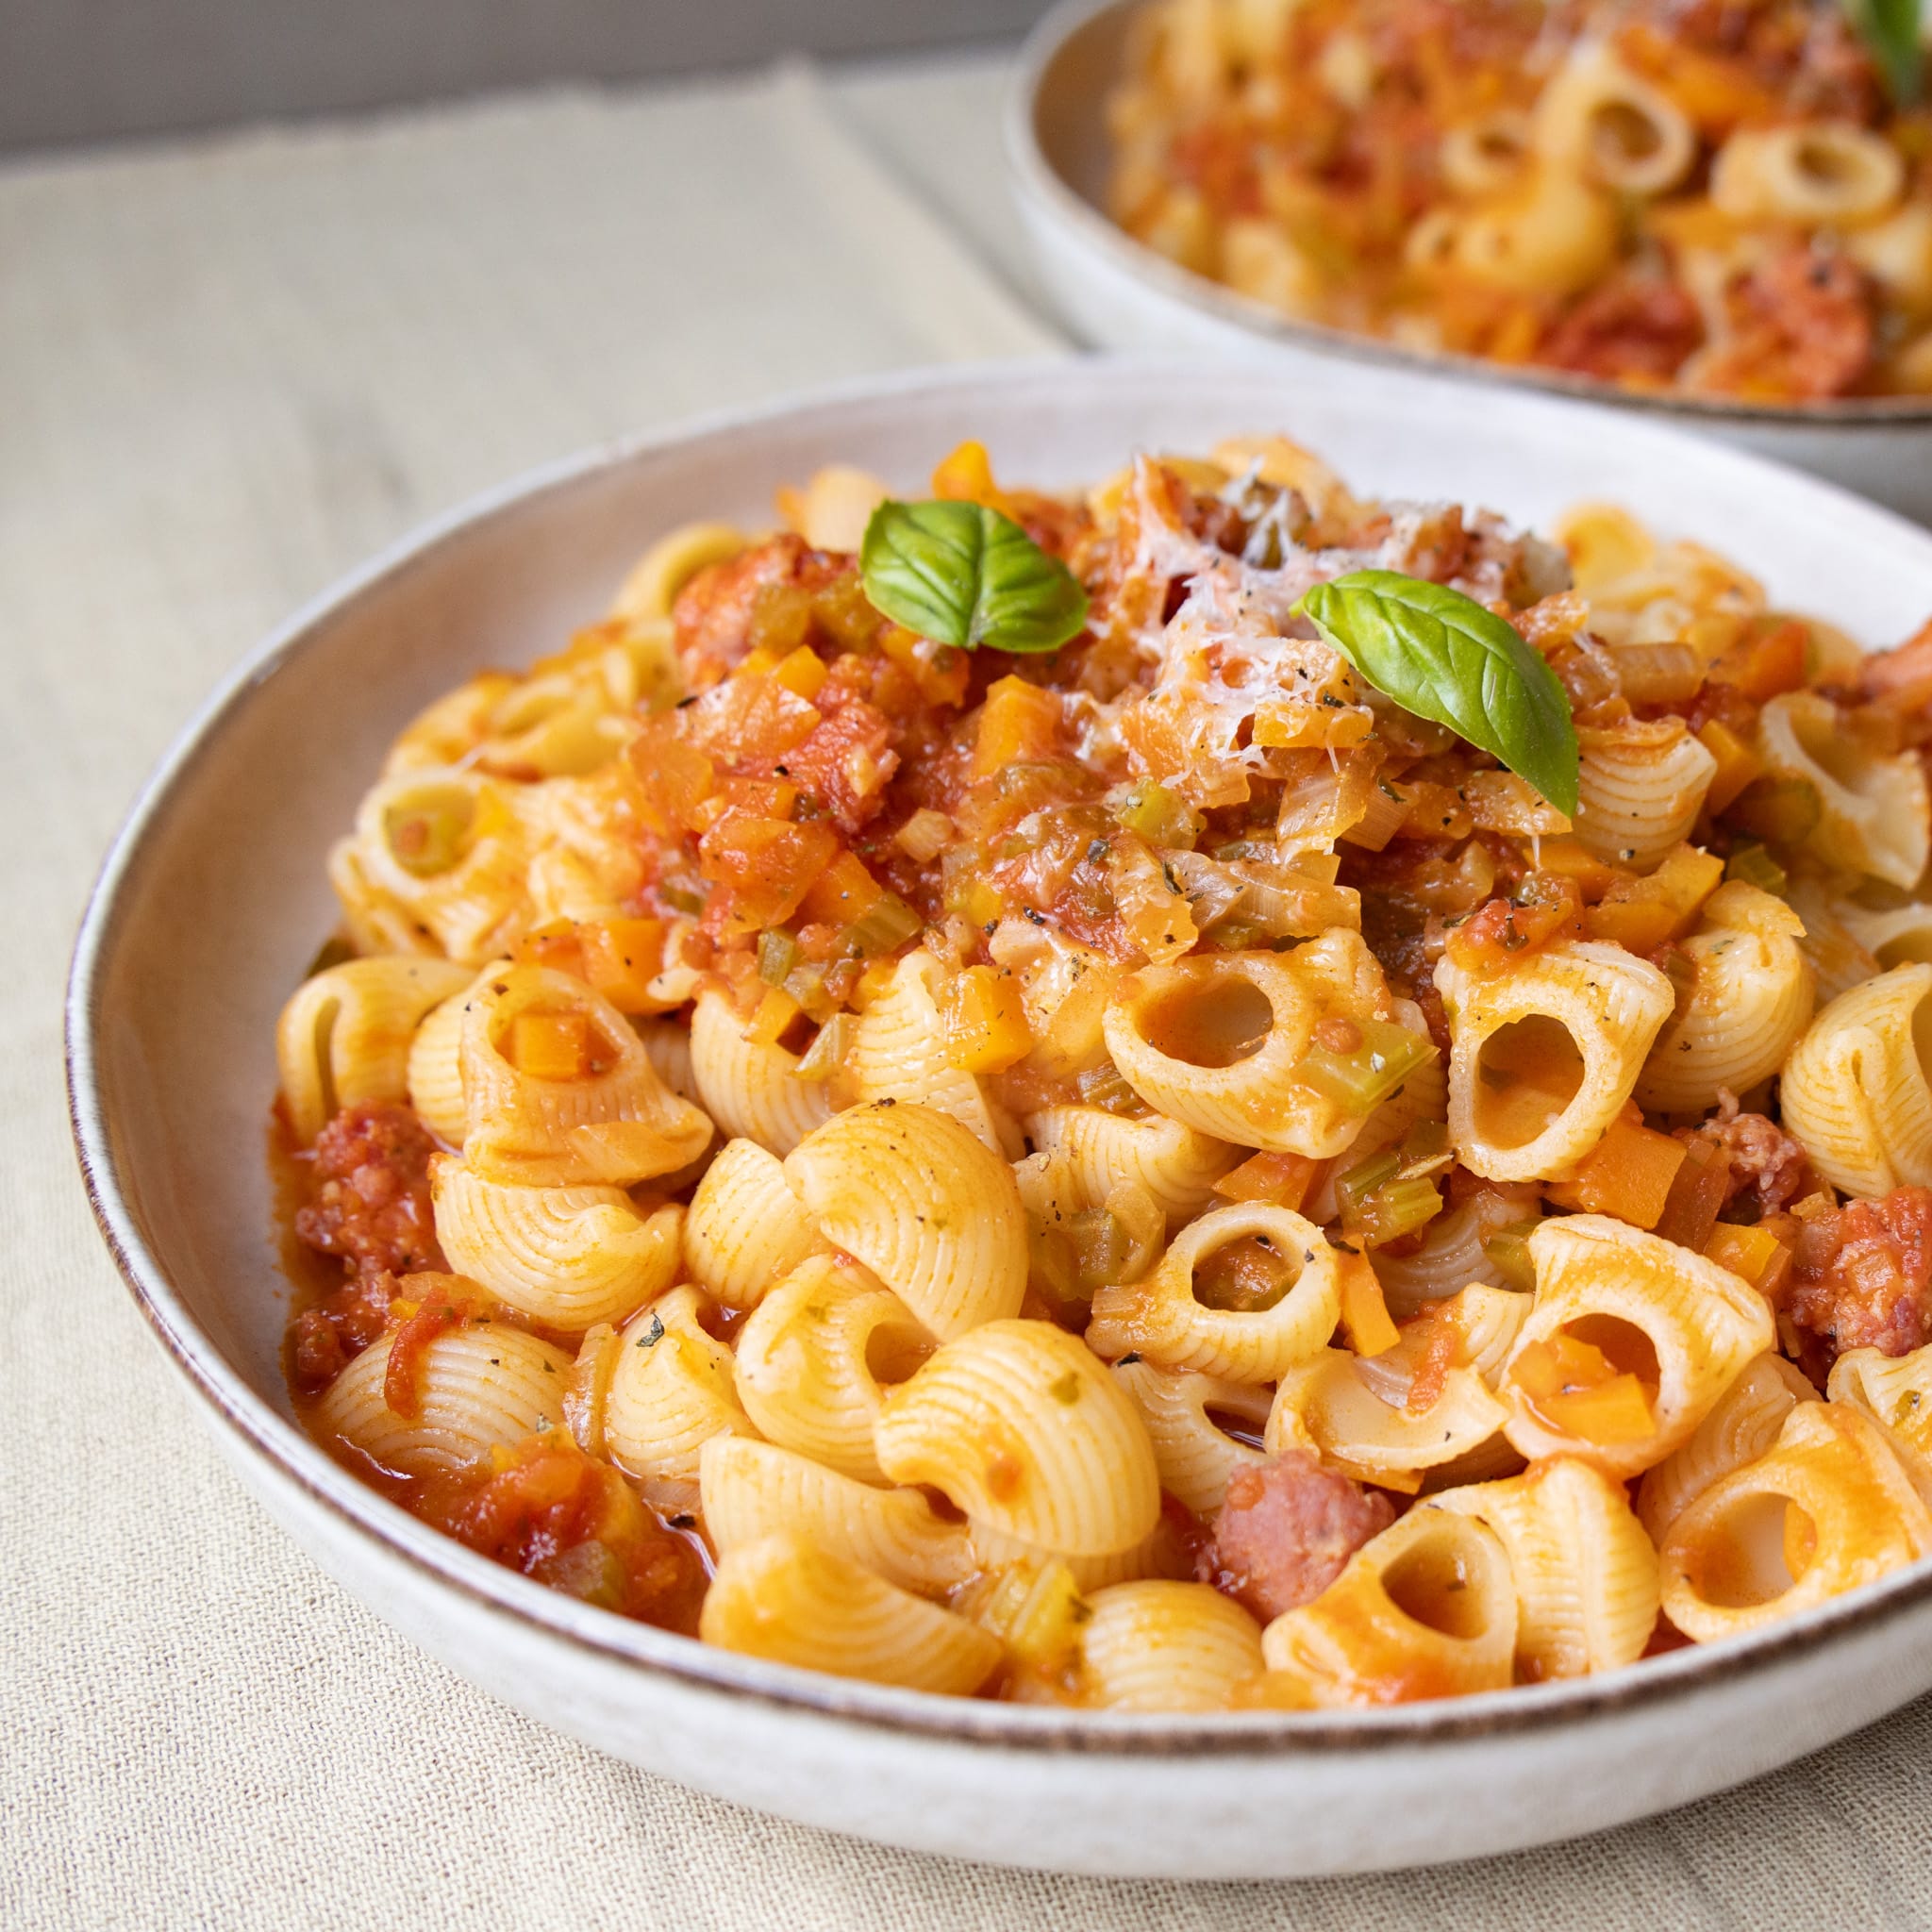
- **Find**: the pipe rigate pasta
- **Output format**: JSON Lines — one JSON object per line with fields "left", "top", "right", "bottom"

{"left": 1500, "top": 1216, "right": 1775, "bottom": 1479}
{"left": 682, "top": 1138, "right": 828, "bottom": 1309}
{"left": 458, "top": 964, "right": 712, "bottom": 1186}
{"left": 430, "top": 1158, "right": 683, "bottom": 1331}
{"left": 1085, "top": 1202, "right": 1343, "bottom": 1384}
{"left": 1437, "top": 941, "right": 1674, "bottom": 1183}
{"left": 314, "top": 1321, "right": 571, "bottom": 1478}
{"left": 1024, "top": 1106, "right": 1239, "bottom": 1226}
{"left": 699, "top": 1436, "right": 974, "bottom": 1594}
{"left": 276, "top": 955, "right": 473, "bottom": 1145}
{"left": 1259, "top": 1507, "right": 1519, "bottom": 1707}
{"left": 1102, "top": 934, "right": 1411, "bottom": 1158}
{"left": 1076, "top": 1582, "right": 1265, "bottom": 1712}
{"left": 603, "top": 1286, "right": 755, "bottom": 1496}
{"left": 875, "top": 1320, "right": 1161, "bottom": 1557}
{"left": 1779, "top": 964, "right": 1932, "bottom": 1197}
{"left": 700, "top": 1531, "right": 1001, "bottom": 1695}
{"left": 732, "top": 1255, "right": 931, "bottom": 1485}
{"left": 1659, "top": 1405, "right": 1932, "bottom": 1644}
{"left": 1111, "top": 1360, "right": 1271, "bottom": 1518}
{"left": 784, "top": 1102, "right": 1027, "bottom": 1340}
{"left": 1432, "top": 1458, "right": 1659, "bottom": 1679}
{"left": 688, "top": 988, "right": 830, "bottom": 1158}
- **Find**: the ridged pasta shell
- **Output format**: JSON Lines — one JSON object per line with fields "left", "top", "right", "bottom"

{"left": 604, "top": 1286, "right": 755, "bottom": 1490}
{"left": 1635, "top": 882, "right": 1814, "bottom": 1112}
{"left": 1259, "top": 1507, "right": 1518, "bottom": 1707}
{"left": 785, "top": 1102, "right": 1027, "bottom": 1340}
{"left": 1503, "top": 1215, "right": 1776, "bottom": 1478}
{"left": 1086, "top": 1202, "right": 1343, "bottom": 1385}
{"left": 430, "top": 1158, "right": 682, "bottom": 1331}
{"left": 1659, "top": 1404, "right": 1932, "bottom": 1643}
{"left": 1573, "top": 717, "right": 1717, "bottom": 872}
{"left": 637, "top": 1016, "right": 702, "bottom": 1104}
{"left": 1437, "top": 940, "right": 1674, "bottom": 1183}
{"left": 1112, "top": 1359, "right": 1271, "bottom": 1517}
{"left": 1267, "top": 1346, "right": 1510, "bottom": 1485}
{"left": 689, "top": 988, "right": 831, "bottom": 1158}
{"left": 732, "top": 1255, "right": 929, "bottom": 1485}
{"left": 1827, "top": 1344, "right": 1932, "bottom": 1502}
{"left": 1758, "top": 691, "right": 1930, "bottom": 890}
{"left": 699, "top": 1436, "right": 975, "bottom": 1593}
{"left": 967, "top": 1520, "right": 1189, "bottom": 1591}
{"left": 1433, "top": 1458, "right": 1660, "bottom": 1678}
{"left": 1532, "top": 40, "right": 1696, "bottom": 196}
{"left": 1779, "top": 962, "right": 1932, "bottom": 1196}
{"left": 1024, "top": 1107, "right": 1239, "bottom": 1226}
{"left": 1077, "top": 1581, "right": 1264, "bottom": 1712}
{"left": 683, "top": 1138, "right": 828, "bottom": 1309}
{"left": 852, "top": 952, "right": 1023, "bottom": 1158}
{"left": 609, "top": 520, "right": 748, "bottom": 624}
{"left": 875, "top": 1319, "right": 1161, "bottom": 1557}
{"left": 1839, "top": 901, "right": 1932, "bottom": 974}
{"left": 1637, "top": 1353, "right": 1816, "bottom": 1542}
{"left": 699, "top": 1531, "right": 1000, "bottom": 1694}
{"left": 1370, "top": 1184, "right": 1541, "bottom": 1320}
{"left": 313, "top": 1322, "right": 571, "bottom": 1477}
{"left": 459, "top": 964, "right": 713, "bottom": 1186}
{"left": 405, "top": 960, "right": 509, "bottom": 1147}
{"left": 1103, "top": 932, "right": 1409, "bottom": 1158}
{"left": 276, "top": 955, "right": 473, "bottom": 1144}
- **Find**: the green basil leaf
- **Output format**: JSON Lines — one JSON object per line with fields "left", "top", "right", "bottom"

{"left": 859, "top": 500, "right": 1089, "bottom": 655}
{"left": 1297, "top": 569, "right": 1580, "bottom": 818}
{"left": 1841, "top": 0, "right": 1923, "bottom": 107}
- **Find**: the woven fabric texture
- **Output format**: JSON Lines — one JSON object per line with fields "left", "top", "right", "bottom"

{"left": 4, "top": 53, "right": 1928, "bottom": 1931}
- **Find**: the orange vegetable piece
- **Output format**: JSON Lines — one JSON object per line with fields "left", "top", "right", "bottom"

{"left": 1511, "top": 1334, "right": 1657, "bottom": 1446}
{"left": 1582, "top": 843, "right": 1724, "bottom": 953}
{"left": 1212, "top": 1151, "right": 1322, "bottom": 1212}
{"left": 800, "top": 849, "right": 883, "bottom": 927}
{"left": 1337, "top": 1251, "right": 1401, "bottom": 1357}
{"left": 576, "top": 917, "right": 668, "bottom": 1012}
{"left": 1709, "top": 619, "right": 1808, "bottom": 704}
{"left": 1543, "top": 1102, "right": 1688, "bottom": 1230}
{"left": 938, "top": 965, "right": 1033, "bottom": 1074}
{"left": 1529, "top": 837, "right": 1618, "bottom": 902}
{"left": 509, "top": 1012, "right": 592, "bottom": 1082}
{"left": 1703, "top": 1222, "right": 1791, "bottom": 1295}
{"left": 973, "top": 675, "right": 1062, "bottom": 779}
{"left": 1695, "top": 719, "right": 1763, "bottom": 815}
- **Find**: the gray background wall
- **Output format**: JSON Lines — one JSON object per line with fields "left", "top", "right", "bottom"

{"left": 0, "top": 1, "right": 1055, "bottom": 151}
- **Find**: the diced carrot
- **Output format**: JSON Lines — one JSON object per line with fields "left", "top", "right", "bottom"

{"left": 1695, "top": 719, "right": 1763, "bottom": 815}
{"left": 1511, "top": 1333, "right": 1657, "bottom": 1446}
{"left": 930, "top": 439, "right": 1014, "bottom": 513}
{"left": 510, "top": 1012, "right": 592, "bottom": 1081}
{"left": 1709, "top": 619, "right": 1808, "bottom": 704}
{"left": 1583, "top": 843, "right": 1724, "bottom": 952}
{"left": 772, "top": 645, "right": 827, "bottom": 701}
{"left": 938, "top": 964, "right": 1033, "bottom": 1074}
{"left": 514, "top": 918, "right": 587, "bottom": 977}
{"left": 800, "top": 849, "right": 882, "bottom": 927}
{"left": 850, "top": 958, "right": 900, "bottom": 1010}
{"left": 577, "top": 917, "right": 668, "bottom": 1012}
{"left": 1338, "top": 1252, "right": 1401, "bottom": 1357}
{"left": 973, "top": 675, "right": 1062, "bottom": 779}
{"left": 744, "top": 986, "right": 801, "bottom": 1047}
{"left": 1543, "top": 1102, "right": 1687, "bottom": 1230}
{"left": 1212, "top": 1151, "right": 1322, "bottom": 1212}
{"left": 1654, "top": 1135, "right": 1728, "bottom": 1249}
{"left": 1704, "top": 1221, "right": 1790, "bottom": 1295}
{"left": 1529, "top": 837, "right": 1618, "bottom": 901}
{"left": 878, "top": 625, "right": 971, "bottom": 707}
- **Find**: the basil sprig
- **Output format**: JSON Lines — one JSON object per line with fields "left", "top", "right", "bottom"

{"left": 1297, "top": 569, "right": 1580, "bottom": 817}
{"left": 859, "top": 500, "right": 1089, "bottom": 655}
{"left": 1841, "top": 0, "right": 1923, "bottom": 107}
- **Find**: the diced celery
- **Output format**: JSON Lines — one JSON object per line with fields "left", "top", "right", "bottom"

{"left": 1110, "top": 780, "right": 1202, "bottom": 850}
{"left": 757, "top": 927, "right": 799, "bottom": 986}
{"left": 1293, "top": 1018, "right": 1434, "bottom": 1117}
{"left": 1206, "top": 920, "right": 1265, "bottom": 951}
{"left": 840, "top": 891, "right": 923, "bottom": 958}
{"left": 1724, "top": 841, "right": 1788, "bottom": 896}
{"left": 1481, "top": 1217, "right": 1542, "bottom": 1291}
{"left": 1352, "top": 1176, "right": 1442, "bottom": 1247}
{"left": 1335, "top": 1141, "right": 1443, "bottom": 1247}
{"left": 1074, "top": 1062, "right": 1149, "bottom": 1118}
{"left": 1334, "top": 1149, "right": 1400, "bottom": 1223}
{"left": 1067, "top": 1208, "right": 1130, "bottom": 1296}
{"left": 792, "top": 1012, "right": 857, "bottom": 1083}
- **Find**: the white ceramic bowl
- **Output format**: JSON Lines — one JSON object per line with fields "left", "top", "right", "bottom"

{"left": 1008, "top": 0, "right": 1932, "bottom": 528}
{"left": 67, "top": 357, "right": 1932, "bottom": 1879}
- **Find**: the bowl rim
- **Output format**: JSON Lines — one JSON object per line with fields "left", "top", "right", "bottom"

{"left": 63, "top": 352, "right": 1932, "bottom": 1759}
{"left": 1007, "top": 0, "right": 1932, "bottom": 431}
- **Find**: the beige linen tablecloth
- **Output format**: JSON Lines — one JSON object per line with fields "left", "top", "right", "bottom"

{"left": 7, "top": 54, "right": 1931, "bottom": 1929}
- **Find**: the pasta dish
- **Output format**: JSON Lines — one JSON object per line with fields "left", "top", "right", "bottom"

{"left": 1105, "top": 0, "right": 1932, "bottom": 403}
{"left": 275, "top": 432, "right": 1932, "bottom": 1709}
